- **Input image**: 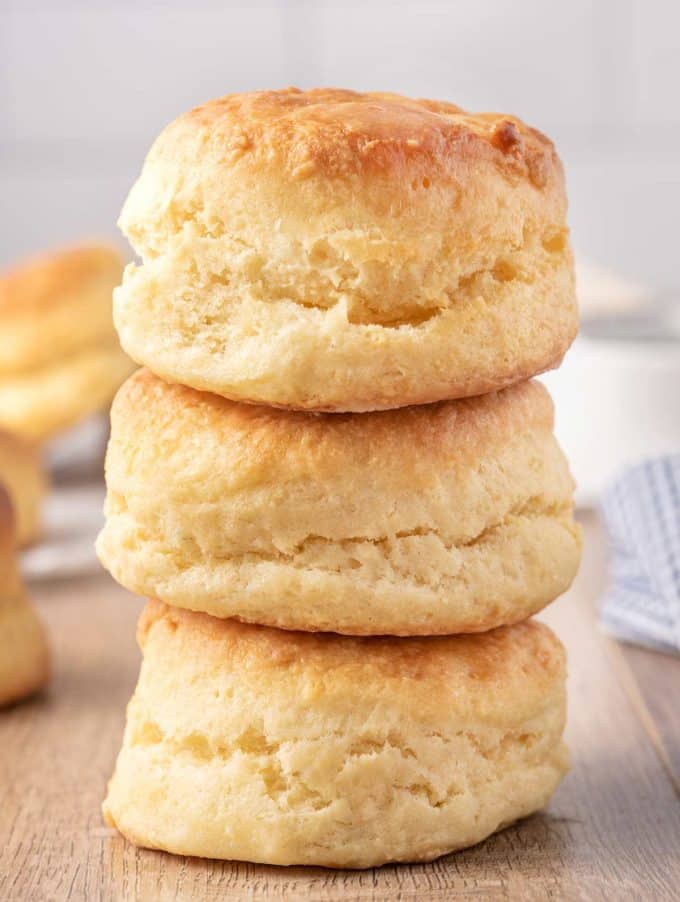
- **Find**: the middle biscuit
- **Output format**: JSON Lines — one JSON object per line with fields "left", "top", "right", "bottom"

{"left": 97, "top": 369, "right": 581, "bottom": 635}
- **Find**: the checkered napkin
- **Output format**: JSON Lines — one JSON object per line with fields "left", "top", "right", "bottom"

{"left": 599, "top": 455, "right": 680, "bottom": 654}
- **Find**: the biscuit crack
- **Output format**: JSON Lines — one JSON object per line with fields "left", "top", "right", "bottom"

{"left": 200, "top": 496, "right": 573, "bottom": 569}
{"left": 286, "top": 496, "right": 570, "bottom": 555}
{"left": 127, "top": 721, "right": 549, "bottom": 814}
{"left": 130, "top": 220, "right": 567, "bottom": 330}
{"left": 107, "top": 494, "right": 577, "bottom": 595}
{"left": 129, "top": 721, "right": 334, "bottom": 811}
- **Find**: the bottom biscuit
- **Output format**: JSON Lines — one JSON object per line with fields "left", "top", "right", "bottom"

{"left": 104, "top": 602, "right": 568, "bottom": 868}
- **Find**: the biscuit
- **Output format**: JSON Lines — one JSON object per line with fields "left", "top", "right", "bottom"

{"left": 114, "top": 88, "right": 577, "bottom": 411}
{"left": 0, "top": 487, "right": 49, "bottom": 707}
{"left": 104, "top": 603, "right": 568, "bottom": 867}
{"left": 0, "top": 243, "right": 135, "bottom": 440}
{"left": 0, "top": 429, "right": 46, "bottom": 546}
{"left": 97, "top": 370, "right": 581, "bottom": 635}
{"left": 0, "top": 344, "right": 136, "bottom": 442}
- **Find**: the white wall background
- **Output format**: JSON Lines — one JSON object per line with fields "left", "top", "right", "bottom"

{"left": 1, "top": 0, "right": 679, "bottom": 292}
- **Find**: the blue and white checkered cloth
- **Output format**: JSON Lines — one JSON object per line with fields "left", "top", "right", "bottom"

{"left": 600, "top": 455, "right": 680, "bottom": 654}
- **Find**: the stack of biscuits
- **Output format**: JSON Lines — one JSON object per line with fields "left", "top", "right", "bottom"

{"left": 97, "top": 89, "right": 581, "bottom": 869}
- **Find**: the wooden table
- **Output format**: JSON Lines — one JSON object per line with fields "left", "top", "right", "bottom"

{"left": 1, "top": 513, "right": 679, "bottom": 901}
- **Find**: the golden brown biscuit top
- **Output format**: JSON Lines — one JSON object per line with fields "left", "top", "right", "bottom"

{"left": 148, "top": 87, "right": 561, "bottom": 189}
{"left": 0, "top": 243, "right": 123, "bottom": 318}
{"left": 140, "top": 601, "right": 565, "bottom": 719}
{"left": 119, "top": 367, "right": 554, "bottom": 473}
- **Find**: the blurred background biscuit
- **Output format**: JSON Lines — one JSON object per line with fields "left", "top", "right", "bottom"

{"left": 114, "top": 88, "right": 577, "bottom": 412}
{"left": 0, "top": 344, "right": 136, "bottom": 444}
{"left": 103, "top": 603, "right": 568, "bottom": 868}
{"left": 97, "top": 370, "right": 581, "bottom": 635}
{"left": 0, "top": 486, "right": 49, "bottom": 707}
{"left": 0, "top": 243, "right": 135, "bottom": 441}
{"left": 0, "top": 430, "right": 46, "bottom": 547}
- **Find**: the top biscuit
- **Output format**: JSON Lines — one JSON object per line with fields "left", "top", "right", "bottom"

{"left": 116, "top": 88, "right": 577, "bottom": 411}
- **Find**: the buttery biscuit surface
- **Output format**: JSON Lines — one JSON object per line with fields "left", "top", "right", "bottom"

{"left": 104, "top": 603, "right": 569, "bottom": 868}
{"left": 115, "top": 88, "right": 577, "bottom": 411}
{"left": 97, "top": 370, "right": 581, "bottom": 635}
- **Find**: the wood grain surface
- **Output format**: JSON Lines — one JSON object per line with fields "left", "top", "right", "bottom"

{"left": 1, "top": 512, "right": 679, "bottom": 901}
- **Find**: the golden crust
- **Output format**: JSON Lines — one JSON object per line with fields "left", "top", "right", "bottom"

{"left": 0, "top": 430, "right": 46, "bottom": 546}
{"left": 151, "top": 88, "right": 562, "bottom": 188}
{"left": 97, "top": 370, "right": 581, "bottom": 635}
{"left": 137, "top": 601, "right": 566, "bottom": 715}
{"left": 0, "top": 486, "right": 49, "bottom": 707}
{"left": 104, "top": 603, "right": 568, "bottom": 867}
{"left": 116, "top": 88, "right": 577, "bottom": 410}
{"left": 110, "top": 367, "right": 556, "bottom": 480}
